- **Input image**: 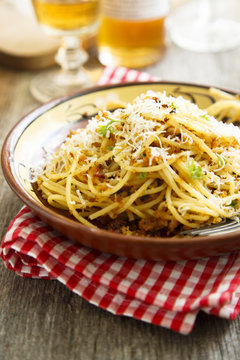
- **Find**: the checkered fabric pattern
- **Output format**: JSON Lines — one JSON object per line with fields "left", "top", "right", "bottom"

{"left": 1, "top": 66, "right": 240, "bottom": 334}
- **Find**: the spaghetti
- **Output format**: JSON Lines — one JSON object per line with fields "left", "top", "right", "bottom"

{"left": 36, "top": 90, "right": 240, "bottom": 236}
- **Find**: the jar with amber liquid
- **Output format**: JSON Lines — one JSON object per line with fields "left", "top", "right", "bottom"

{"left": 97, "top": 0, "right": 169, "bottom": 68}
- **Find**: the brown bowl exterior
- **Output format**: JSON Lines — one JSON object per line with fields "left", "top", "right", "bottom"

{"left": 2, "top": 82, "right": 240, "bottom": 261}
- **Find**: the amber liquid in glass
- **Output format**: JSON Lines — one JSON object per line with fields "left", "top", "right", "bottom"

{"left": 98, "top": 15, "right": 167, "bottom": 68}
{"left": 32, "top": 0, "right": 99, "bottom": 35}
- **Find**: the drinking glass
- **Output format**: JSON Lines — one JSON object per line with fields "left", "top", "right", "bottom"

{"left": 169, "top": 0, "right": 240, "bottom": 52}
{"left": 30, "top": 0, "right": 100, "bottom": 102}
{"left": 97, "top": 0, "right": 169, "bottom": 68}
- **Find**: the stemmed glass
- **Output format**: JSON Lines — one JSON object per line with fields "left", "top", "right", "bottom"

{"left": 30, "top": 0, "right": 100, "bottom": 103}
{"left": 169, "top": 0, "right": 240, "bottom": 52}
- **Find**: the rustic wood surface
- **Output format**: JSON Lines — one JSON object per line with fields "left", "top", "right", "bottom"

{"left": 1, "top": 40, "right": 240, "bottom": 360}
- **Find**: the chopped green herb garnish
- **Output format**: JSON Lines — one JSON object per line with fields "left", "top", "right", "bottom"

{"left": 217, "top": 155, "right": 228, "bottom": 167}
{"left": 227, "top": 200, "right": 238, "bottom": 208}
{"left": 201, "top": 114, "right": 210, "bottom": 121}
{"left": 107, "top": 145, "right": 114, "bottom": 151}
{"left": 171, "top": 102, "right": 176, "bottom": 109}
{"left": 188, "top": 160, "right": 204, "bottom": 180}
{"left": 139, "top": 172, "right": 147, "bottom": 179}
{"left": 108, "top": 116, "right": 121, "bottom": 122}
{"left": 98, "top": 117, "right": 122, "bottom": 138}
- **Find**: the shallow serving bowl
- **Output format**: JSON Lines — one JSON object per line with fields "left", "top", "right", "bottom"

{"left": 2, "top": 82, "right": 240, "bottom": 261}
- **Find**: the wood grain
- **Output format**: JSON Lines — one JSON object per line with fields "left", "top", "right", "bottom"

{"left": 1, "top": 42, "right": 240, "bottom": 359}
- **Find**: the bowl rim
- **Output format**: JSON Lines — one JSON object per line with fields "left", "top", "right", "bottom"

{"left": 2, "top": 80, "right": 240, "bottom": 248}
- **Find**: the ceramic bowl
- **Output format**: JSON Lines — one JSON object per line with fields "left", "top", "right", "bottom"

{"left": 2, "top": 82, "right": 240, "bottom": 261}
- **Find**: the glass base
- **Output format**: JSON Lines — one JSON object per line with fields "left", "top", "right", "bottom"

{"left": 169, "top": 1, "right": 240, "bottom": 52}
{"left": 30, "top": 68, "right": 91, "bottom": 103}
{"left": 98, "top": 46, "right": 165, "bottom": 69}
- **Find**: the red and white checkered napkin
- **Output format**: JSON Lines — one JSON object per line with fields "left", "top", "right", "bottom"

{"left": 1, "top": 67, "right": 240, "bottom": 334}
{"left": 97, "top": 65, "right": 158, "bottom": 84}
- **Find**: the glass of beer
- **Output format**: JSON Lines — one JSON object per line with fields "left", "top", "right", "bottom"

{"left": 30, "top": 0, "right": 100, "bottom": 102}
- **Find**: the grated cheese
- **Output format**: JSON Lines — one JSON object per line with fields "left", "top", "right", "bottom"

{"left": 39, "top": 91, "right": 240, "bottom": 196}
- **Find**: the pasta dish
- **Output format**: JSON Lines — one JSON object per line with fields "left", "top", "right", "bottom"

{"left": 36, "top": 89, "right": 240, "bottom": 236}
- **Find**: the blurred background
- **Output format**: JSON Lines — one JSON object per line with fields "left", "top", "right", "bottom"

{"left": 1, "top": 0, "right": 240, "bottom": 102}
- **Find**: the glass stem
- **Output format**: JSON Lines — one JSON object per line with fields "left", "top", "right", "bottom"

{"left": 55, "top": 36, "right": 88, "bottom": 72}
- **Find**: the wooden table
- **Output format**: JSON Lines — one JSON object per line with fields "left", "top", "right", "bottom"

{"left": 1, "top": 42, "right": 240, "bottom": 360}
